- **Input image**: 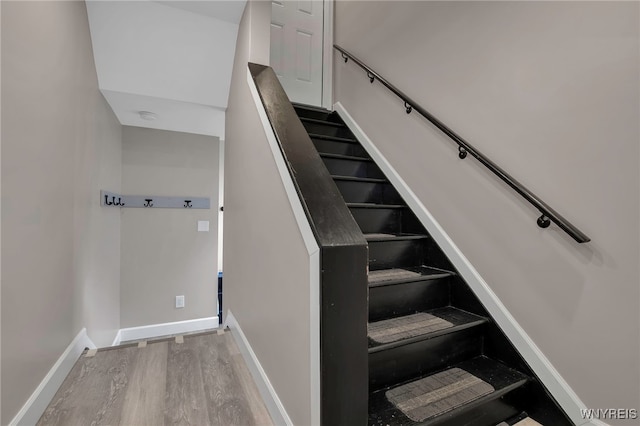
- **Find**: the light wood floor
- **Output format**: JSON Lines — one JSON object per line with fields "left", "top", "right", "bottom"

{"left": 38, "top": 330, "right": 273, "bottom": 426}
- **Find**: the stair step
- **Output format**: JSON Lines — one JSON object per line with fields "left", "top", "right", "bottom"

{"left": 301, "top": 117, "right": 352, "bottom": 138}
{"left": 365, "top": 233, "right": 428, "bottom": 242}
{"left": 292, "top": 102, "right": 330, "bottom": 112}
{"left": 333, "top": 175, "right": 388, "bottom": 184}
{"left": 369, "top": 266, "right": 453, "bottom": 287}
{"left": 300, "top": 117, "right": 347, "bottom": 128}
{"left": 496, "top": 412, "right": 541, "bottom": 426}
{"left": 369, "top": 267, "right": 453, "bottom": 322}
{"left": 335, "top": 178, "right": 402, "bottom": 204}
{"left": 320, "top": 152, "right": 372, "bottom": 161}
{"left": 369, "top": 357, "right": 529, "bottom": 426}
{"left": 416, "top": 398, "right": 520, "bottom": 426}
{"left": 321, "top": 154, "right": 385, "bottom": 180}
{"left": 368, "top": 307, "right": 488, "bottom": 352}
{"left": 349, "top": 203, "right": 424, "bottom": 235}
{"left": 512, "top": 418, "right": 543, "bottom": 426}
{"left": 311, "top": 137, "right": 369, "bottom": 157}
{"left": 309, "top": 133, "right": 359, "bottom": 144}
{"left": 348, "top": 203, "right": 407, "bottom": 209}
{"left": 368, "top": 234, "right": 430, "bottom": 270}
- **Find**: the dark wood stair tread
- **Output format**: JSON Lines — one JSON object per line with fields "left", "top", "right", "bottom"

{"left": 320, "top": 152, "right": 372, "bottom": 161}
{"left": 347, "top": 202, "right": 407, "bottom": 209}
{"left": 292, "top": 102, "right": 330, "bottom": 112}
{"left": 332, "top": 175, "right": 388, "bottom": 183}
{"left": 368, "top": 307, "right": 488, "bottom": 352}
{"left": 369, "top": 357, "right": 530, "bottom": 426}
{"left": 300, "top": 116, "right": 347, "bottom": 127}
{"left": 497, "top": 412, "right": 542, "bottom": 426}
{"left": 368, "top": 266, "right": 453, "bottom": 287}
{"left": 365, "top": 233, "right": 429, "bottom": 242}
{"left": 308, "top": 133, "right": 359, "bottom": 143}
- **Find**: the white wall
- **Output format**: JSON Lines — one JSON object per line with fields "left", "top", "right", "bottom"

{"left": 334, "top": 1, "right": 639, "bottom": 423}
{"left": 1, "top": 1, "right": 122, "bottom": 423}
{"left": 87, "top": 0, "right": 237, "bottom": 107}
{"left": 120, "top": 126, "right": 218, "bottom": 328}
{"left": 86, "top": 0, "right": 239, "bottom": 138}
{"left": 223, "top": 1, "right": 314, "bottom": 424}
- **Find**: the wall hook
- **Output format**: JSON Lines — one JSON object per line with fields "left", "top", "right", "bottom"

{"left": 105, "top": 195, "right": 113, "bottom": 206}
{"left": 184, "top": 200, "right": 192, "bottom": 208}
{"left": 458, "top": 146, "right": 468, "bottom": 159}
{"left": 117, "top": 197, "right": 125, "bottom": 206}
{"left": 404, "top": 102, "right": 412, "bottom": 114}
{"left": 341, "top": 52, "right": 348, "bottom": 63}
{"left": 367, "top": 72, "right": 375, "bottom": 83}
{"left": 537, "top": 214, "right": 551, "bottom": 228}
{"left": 111, "top": 196, "right": 118, "bottom": 206}
{"left": 144, "top": 199, "right": 153, "bottom": 207}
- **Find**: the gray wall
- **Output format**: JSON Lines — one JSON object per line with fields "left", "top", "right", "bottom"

{"left": 1, "top": 1, "right": 122, "bottom": 423}
{"left": 120, "top": 126, "right": 219, "bottom": 328}
{"left": 334, "top": 1, "right": 639, "bottom": 422}
{"left": 223, "top": 1, "right": 314, "bottom": 424}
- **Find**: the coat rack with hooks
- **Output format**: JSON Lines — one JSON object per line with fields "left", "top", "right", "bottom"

{"left": 101, "top": 190, "right": 210, "bottom": 209}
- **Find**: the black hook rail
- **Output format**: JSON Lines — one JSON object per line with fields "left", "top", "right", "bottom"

{"left": 335, "top": 45, "right": 590, "bottom": 244}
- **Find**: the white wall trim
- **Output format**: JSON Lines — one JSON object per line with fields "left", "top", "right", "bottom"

{"left": 248, "top": 65, "right": 321, "bottom": 425}
{"left": 225, "top": 311, "right": 294, "bottom": 426}
{"left": 111, "top": 329, "right": 123, "bottom": 346}
{"left": 9, "top": 328, "right": 96, "bottom": 426}
{"left": 112, "top": 316, "right": 219, "bottom": 346}
{"left": 308, "top": 249, "right": 321, "bottom": 426}
{"left": 334, "top": 102, "right": 595, "bottom": 426}
{"left": 321, "top": 0, "right": 334, "bottom": 110}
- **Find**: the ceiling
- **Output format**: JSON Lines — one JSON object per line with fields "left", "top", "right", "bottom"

{"left": 86, "top": 0, "right": 247, "bottom": 139}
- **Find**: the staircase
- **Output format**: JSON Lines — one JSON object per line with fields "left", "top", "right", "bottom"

{"left": 293, "top": 104, "right": 573, "bottom": 426}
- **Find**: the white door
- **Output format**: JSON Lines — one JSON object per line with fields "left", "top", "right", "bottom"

{"left": 271, "top": 0, "right": 324, "bottom": 107}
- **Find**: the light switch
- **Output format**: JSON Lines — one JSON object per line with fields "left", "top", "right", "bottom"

{"left": 197, "top": 220, "right": 210, "bottom": 232}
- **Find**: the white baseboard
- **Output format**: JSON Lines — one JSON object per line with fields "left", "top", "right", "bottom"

{"left": 225, "top": 310, "right": 293, "bottom": 426}
{"left": 113, "top": 316, "right": 218, "bottom": 346}
{"left": 111, "top": 329, "right": 123, "bottom": 346}
{"left": 9, "top": 328, "right": 96, "bottom": 426}
{"left": 334, "top": 102, "right": 594, "bottom": 426}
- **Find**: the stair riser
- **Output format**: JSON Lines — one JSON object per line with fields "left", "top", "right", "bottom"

{"left": 369, "top": 278, "right": 450, "bottom": 322}
{"left": 302, "top": 121, "right": 352, "bottom": 138}
{"left": 294, "top": 107, "right": 333, "bottom": 121}
{"left": 335, "top": 181, "right": 403, "bottom": 205}
{"left": 369, "top": 329, "right": 483, "bottom": 391}
{"left": 350, "top": 207, "right": 426, "bottom": 235}
{"left": 322, "top": 157, "right": 385, "bottom": 179}
{"left": 425, "top": 398, "right": 521, "bottom": 426}
{"left": 350, "top": 207, "right": 403, "bottom": 234}
{"left": 368, "top": 239, "right": 427, "bottom": 270}
{"left": 312, "top": 138, "right": 368, "bottom": 158}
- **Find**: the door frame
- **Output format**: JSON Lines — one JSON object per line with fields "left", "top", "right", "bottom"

{"left": 321, "top": 0, "right": 334, "bottom": 109}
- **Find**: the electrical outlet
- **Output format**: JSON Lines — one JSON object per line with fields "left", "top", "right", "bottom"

{"left": 176, "top": 295, "right": 185, "bottom": 308}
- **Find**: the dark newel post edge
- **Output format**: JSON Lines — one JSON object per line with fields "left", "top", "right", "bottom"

{"left": 334, "top": 45, "right": 590, "bottom": 244}
{"left": 248, "top": 63, "right": 369, "bottom": 426}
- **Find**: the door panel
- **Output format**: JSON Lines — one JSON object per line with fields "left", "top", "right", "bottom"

{"left": 271, "top": 0, "right": 323, "bottom": 106}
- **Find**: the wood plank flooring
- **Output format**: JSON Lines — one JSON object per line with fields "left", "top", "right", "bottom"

{"left": 38, "top": 331, "right": 273, "bottom": 426}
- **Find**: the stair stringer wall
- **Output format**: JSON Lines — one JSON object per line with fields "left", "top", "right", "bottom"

{"left": 221, "top": 1, "right": 319, "bottom": 424}
{"left": 246, "top": 67, "right": 321, "bottom": 426}
{"left": 334, "top": 102, "right": 596, "bottom": 426}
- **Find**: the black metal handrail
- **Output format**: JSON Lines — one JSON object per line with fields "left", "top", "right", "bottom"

{"left": 335, "top": 45, "right": 590, "bottom": 244}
